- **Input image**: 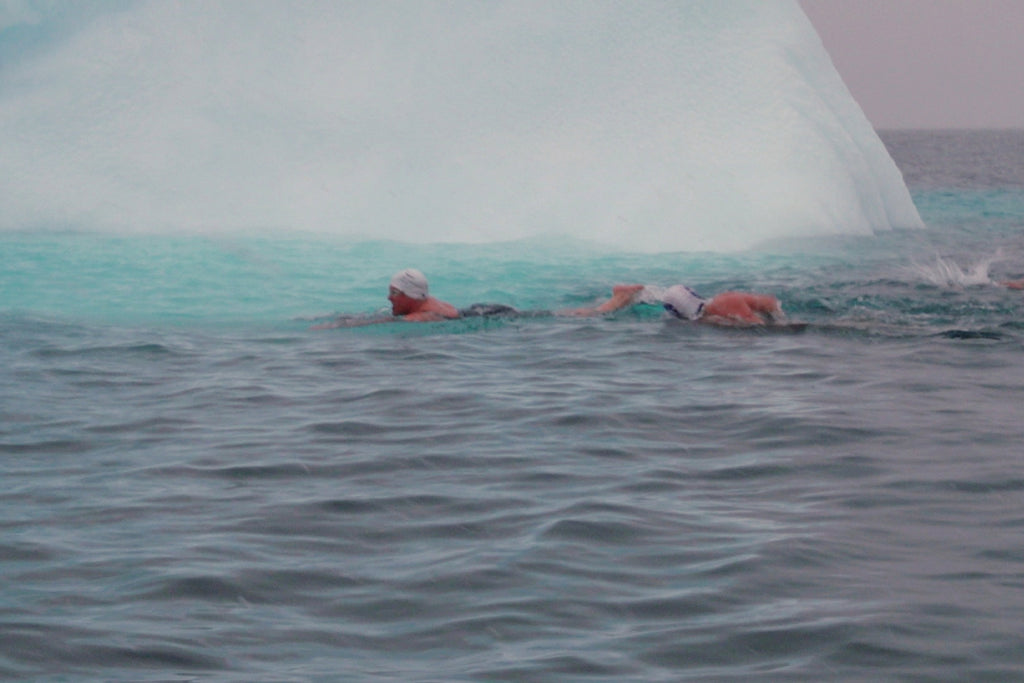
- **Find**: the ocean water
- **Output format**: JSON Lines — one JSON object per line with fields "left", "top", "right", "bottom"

{"left": 2, "top": 129, "right": 1024, "bottom": 681}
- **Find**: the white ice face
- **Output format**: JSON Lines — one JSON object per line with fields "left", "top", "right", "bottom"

{"left": 0, "top": 1, "right": 920, "bottom": 251}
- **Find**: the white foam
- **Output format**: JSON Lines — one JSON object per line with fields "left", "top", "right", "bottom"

{"left": 0, "top": 1, "right": 922, "bottom": 251}
{"left": 906, "top": 252, "right": 1002, "bottom": 289}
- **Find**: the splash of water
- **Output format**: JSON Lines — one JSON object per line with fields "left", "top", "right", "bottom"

{"left": 906, "top": 251, "right": 1003, "bottom": 289}
{"left": 0, "top": 0, "right": 921, "bottom": 252}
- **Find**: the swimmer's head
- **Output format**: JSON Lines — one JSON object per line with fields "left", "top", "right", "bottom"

{"left": 389, "top": 269, "right": 429, "bottom": 300}
{"left": 662, "top": 285, "right": 706, "bottom": 320}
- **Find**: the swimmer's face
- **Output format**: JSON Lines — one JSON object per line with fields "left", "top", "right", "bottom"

{"left": 388, "top": 286, "right": 418, "bottom": 315}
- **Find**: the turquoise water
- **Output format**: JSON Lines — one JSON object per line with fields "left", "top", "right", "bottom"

{"left": 0, "top": 232, "right": 831, "bottom": 325}
{"left": 3, "top": 210, "right": 1021, "bottom": 333}
{"left": 3, "top": 131, "right": 1024, "bottom": 681}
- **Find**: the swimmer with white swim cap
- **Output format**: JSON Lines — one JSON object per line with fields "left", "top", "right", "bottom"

{"left": 386, "top": 268, "right": 459, "bottom": 321}
{"left": 562, "top": 282, "right": 784, "bottom": 326}
{"left": 311, "top": 268, "right": 459, "bottom": 329}
{"left": 661, "top": 285, "right": 707, "bottom": 320}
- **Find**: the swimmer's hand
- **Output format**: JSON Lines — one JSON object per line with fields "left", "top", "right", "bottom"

{"left": 558, "top": 284, "right": 645, "bottom": 317}
{"left": 596, "top": 284, "right": 646, "bottom": 312}
{"left": 764, "top": 303, "right": 786, "bottom": 325}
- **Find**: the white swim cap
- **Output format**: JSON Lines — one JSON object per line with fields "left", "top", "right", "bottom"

{"left": 389, "top": 269, "right": 429, "bottom": 300}
{"left": 662, "top": 284, "right": 706, "bottom": 320}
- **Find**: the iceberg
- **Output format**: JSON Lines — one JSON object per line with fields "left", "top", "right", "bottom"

{"left": 0, "top": 0, "right": 921, "bottom": 251}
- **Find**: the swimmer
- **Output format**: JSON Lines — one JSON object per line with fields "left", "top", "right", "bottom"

{"left": 312, "top": 268, "right": 459, "bottom": 328}
{"left": 386, "top": 268, "right": 459, "bottom": 321}
{"left": 562, "top": 283, "right": 784, "bottom": 326}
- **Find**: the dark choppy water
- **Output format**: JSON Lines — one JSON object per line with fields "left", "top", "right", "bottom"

{"left": 3, "top": 130, "right": 1024, "bottom": 681}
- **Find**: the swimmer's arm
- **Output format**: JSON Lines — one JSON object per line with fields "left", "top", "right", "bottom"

{"left": 310, "top": 315, "right": 394, "bottom": 329}
{"left": 403, "top": 310, "right": 458, "bottom": 322}
{"left": 557, "top": 284, "right": 645, "bottom": 316}
{"left": 313, "top": 309, "right": 459, "bottom": 328}
{"left": 748, "top": 294, "right": 784, "bottom": 322}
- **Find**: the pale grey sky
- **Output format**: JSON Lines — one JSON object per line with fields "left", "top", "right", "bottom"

{"left": 800, "top": 0, "right": 1024, "bottom": 130}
